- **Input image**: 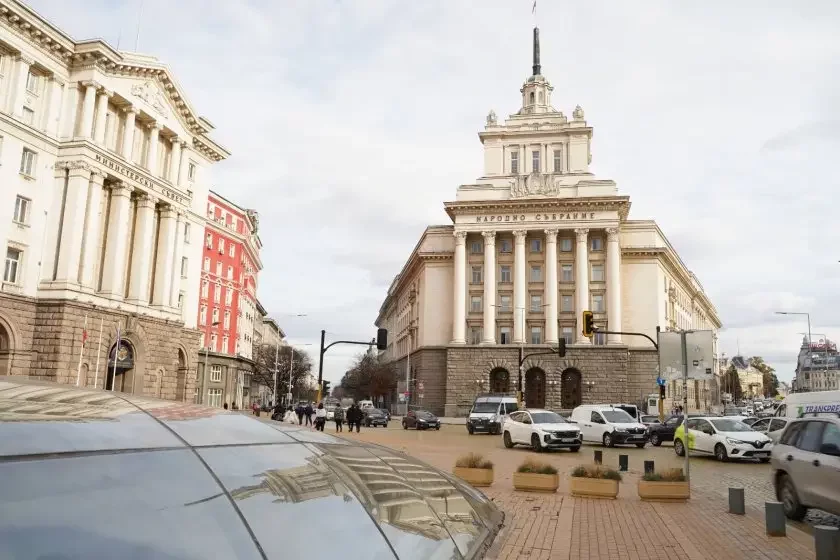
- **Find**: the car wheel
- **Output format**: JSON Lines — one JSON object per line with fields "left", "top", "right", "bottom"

{"left": 603, "top": 432, "right": 614, "bottom": 448}
{"left": 779, "top": 474, "right": 807, "bottom": 521}
{"left": 569, "top": 446, "right": 581, "bottom": 452}
{"left": 435, "top": 426, "right": 440, "bottom": 430}
{"left": 503, "top": 431, "right": 514, "bottom": 449}
{"left": 650, "top": 433, "right": 661, "bottom": 446}
{"left": 531, "top": 433, "right": 542, "bottom": 452}
{"left": 467, "top": 425, "right": 474, "bottom": 435}
{"left": 674, "top": 438, "right": 685, "bottom": 457}
{"left": 384, "top": 423, "right": 388, "bottom": 429}
{"left": 714, "top": 443, "right": 728, "bottom": 462}
{"left": 402, "top": 421, "right": 407, "bottom": 430}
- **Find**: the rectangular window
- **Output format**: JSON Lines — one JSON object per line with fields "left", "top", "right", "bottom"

{"left": 499, "top": 265, "right": 511, "bottom": 283}
{"left": 180, "top": 257, "right": 188, "bottom": 278}
{"left": 530, "top": 326, "right": 543, "bottom": 345}
{"left": 594, "top": 332, "right": 607, "bottom": 346}
{"left": 210, "top": 333, "right": 218, "bottom": 351}
{"left": 214, "top": 284, "right": 221, "bottom": 303}
{"left": 178, "top": 291, "right": 184, "bottom": 309}
{"left": 531, "top": 150, "right": 540, "bottom": 172}
{"left": 200, "top": 305, "right": 207, "bottom": 325}
{"left": 25, "top": 70, "right": 39, "bottom": 93}
{"left": 590, "top": 237, "right": 603, "bottom": 251}
{"left": 188, "top": 162, "right": 196, "bottom": 181}
{"left": 471, "top": 266, "right": 482, "bottom": 284}
{"left": 553, "top": 148, "right": 562, "bottom": 173}
{"left": 560, "top": 238, "right": 572, "bottom": 252}
{"left": 212, "top": 308, "right": 219, "bottom": 323}
{"left": 19, "top": 148, "right": 36, "bottom": 176}
{"left": 203, "top": 257, "right": 210, "bottom": 272}
{"left": 561, "top": 294, "right": 574, "bottom": 312}
{"left": 592, "top": 294, "right": 605, "bottom": 312}
{"left": 225, "top": 289, "right": 233, "bottom": 305}
{"left": 470, "top": 327, "right": 482, "bottom": 345}
{"left": 21, "top": 107, "right": 34, "bottom": 126}
{"left": 207, "top": 388, "right": 222, "bottom": 407}
{"left": 530, "top": 265, "right": 542, "bottom": 282}
{"left": 218, "top": 238, "right": 225, "bottom": 253}
{"left": 499, "top": 294, "right": 511, "bottom": 312}
{"left": 227, "top": 265, "right": 233, "bottom": 280}
{"left": 201, "top": 280, "right": 208, "bottom": 298}
{"left": 591, "top": 263, "right": 604, "bottom": 282}
{"left": 470, "top": 240, "right": 482, "bottom": 254}
{"left": 500, "top": 326, "right": 512, "bottom": 344}
{"left": 510, "top": 151, "right": 519, "bottom": 174}
{"left": 4, "top": 247, "right": 22, "bottom": 284}
{"left": 210, "top": 365, "right": 222, "bottom": 382}
{"left": 13, "top": 196, "right": 29, "bottom": 224}
{"left": 205, "top": 233, "right": 212, "bottom": 248}
{"left": 530, "top": 294, "right": 543, "bottom": 312}
{"left": 562, "top": 327, "right": 573, "bottom": 344}
{"left": 229, "top": 244, "right": 235, "bottom": 257}
{"left": 499, "top": 239, "right": 512, "bottom": 253}
{"left": 561, "top": 264, "right": 573, "bottom": 282}
{"left": 215, "top": 262, "right": 222, "bottom": 276}
{"left": 183, "top": 223, "right": 191, "bottom": 243}
{"left": 530, "top": 238, "right": 541, "bottom": 253}
{"left": 470, "top": 295, "right": 482, "bottom": 313}
{"left": 223, "top": 335, "right": 229, "bottom": 351}
{"left": 224, "top": 310, "right": 231, "bottom": 329}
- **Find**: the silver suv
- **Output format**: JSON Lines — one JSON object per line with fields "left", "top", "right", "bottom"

{"left": 771, "top": 414, "right": 840, "bottom": 520}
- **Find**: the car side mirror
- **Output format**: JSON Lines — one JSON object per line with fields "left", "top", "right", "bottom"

{"left": 820, "top": 443, "right": 840, "bottom": 457}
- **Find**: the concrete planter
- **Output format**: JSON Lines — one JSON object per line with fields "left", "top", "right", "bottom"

{"left": 453, "top": 467, "right": 494, "bottom": 487}
{"left": 638, "top": 480, "right": 690, "bottom": 502}
{"left": 512, "top": 472, "right": 559, "bottom": 493}
{"left": 569, "top": 477, "right": 619, "bottom": 499}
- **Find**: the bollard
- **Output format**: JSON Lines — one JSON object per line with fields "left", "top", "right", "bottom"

{"left": 594, "top": 450, "right": 602, "bottom": 465}
{"left": 764, "top": 501, "right": 785, "bottom": 537}
{"left": 728, "top": 487, "right": 745, "bottom": 515}
{"left": 618, "top": 454, "right": 629, "bottom": 472}
{"left": 815, "top": 525, "right": 840, "bottom": 560}
{"left": 643, "top": 460, "right": 654, "bottom": 474}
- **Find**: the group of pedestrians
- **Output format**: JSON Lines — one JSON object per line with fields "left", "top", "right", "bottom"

{"left": 271, "top": 401, "right": 368, "bottom": 434}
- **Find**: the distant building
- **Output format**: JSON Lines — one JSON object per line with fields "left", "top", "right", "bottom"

{"left": 795, "top": 337, "right": 839, "bottom": 392}
{"left": 719, "top": 355, "right": 764, "bottom": 399}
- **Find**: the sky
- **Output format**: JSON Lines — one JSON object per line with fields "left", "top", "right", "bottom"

{"left": 28, "top": 0, "right": 840, "bottom": 384}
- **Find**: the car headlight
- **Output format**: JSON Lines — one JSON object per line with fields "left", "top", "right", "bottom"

{"left": 725, "top": 437, "right": 744, "bottom": 445}
{"left": 614, "top": 428, "right": 628, "bottom": 433}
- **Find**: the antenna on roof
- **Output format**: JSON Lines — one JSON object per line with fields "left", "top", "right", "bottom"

{"left": 116, "top": 28, "right": 122, "bottom": 51}
{"left": 134, "top": 0, "right": 144, "bottom": 51}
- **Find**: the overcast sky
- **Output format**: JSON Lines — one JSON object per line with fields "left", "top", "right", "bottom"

{"left": 30, "top": 0, "right": 840, "bottom": 384}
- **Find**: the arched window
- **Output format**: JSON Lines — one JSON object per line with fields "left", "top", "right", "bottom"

{"left": 529, "top": 91, "right": 535, "bottom": 104}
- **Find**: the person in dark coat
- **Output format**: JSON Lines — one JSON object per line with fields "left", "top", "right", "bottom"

{"left": 295, "top": 404, "right": 305, "bottom": 425}
{"left": 304, "top": 403, "right": 314, "bottom": 426}
{"left": 347, "top": 404, "right": 362, "bottom": 433}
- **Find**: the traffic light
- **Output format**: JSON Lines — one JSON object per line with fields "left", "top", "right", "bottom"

{"left": 659, "top": 384, "right": 666, "bottom": 399}
{"left": 582, "top": 311, "right": 595, "bottom": 337}
{"left": 322, "top": 380, "right": 331, "bottom": 396}
{"left": 376, "top": 328, "right": 388, "bottom": 350}
{"left": 557, "top": 338, "right": 566, "bottom": 358}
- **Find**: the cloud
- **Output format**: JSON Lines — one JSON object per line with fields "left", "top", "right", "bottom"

{"left": 30, "top": 0, "right": 840, "bottom": 384}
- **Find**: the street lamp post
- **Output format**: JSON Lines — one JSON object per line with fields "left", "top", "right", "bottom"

{"left": 201, "top": 321, "right": 220, "bottom": 405}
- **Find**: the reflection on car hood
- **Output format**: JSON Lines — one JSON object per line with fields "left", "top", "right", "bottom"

{"left": 0, "top": 377, "right": 504, "bottom": 559}
{"left": 535, "top": 423, "right": 579, "bottom": 432}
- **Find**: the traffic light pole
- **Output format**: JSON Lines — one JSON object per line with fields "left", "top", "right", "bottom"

{"left": 590, "top": 328, "right": 659, "bottom": 350}
{"left": 316, "top": 329, "right": 386, "bottom": 403}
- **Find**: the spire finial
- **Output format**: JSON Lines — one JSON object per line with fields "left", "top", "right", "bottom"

{"left": 532, "top": 27, "right": 541, "bottom": 76}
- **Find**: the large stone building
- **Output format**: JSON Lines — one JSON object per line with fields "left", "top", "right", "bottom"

{"left": 794, "top": 337, "right": 839, "bottom": 392}
{"left": 0, "top": 0, "right": 227, "bottom": 399}
{"left": 375, "top": 28, "right": 721, "bottom": 417}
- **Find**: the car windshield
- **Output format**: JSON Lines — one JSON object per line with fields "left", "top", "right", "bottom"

{"left": 710, "top": 419, "right": 753, "bottom": 432}
{"left": 367, "top": 409, "right": 383, "bottom": 415}
{"left": 417, "top": 411, "right": 434, "bottom": 418}
{"left": 472, "top": 402, "right": 499, "bottom": 413}
{"left": 602, "top": 410, "right": 635, "bottom": 423}
{"left": 531, "top": 412, "right": 565, "bottom": 424}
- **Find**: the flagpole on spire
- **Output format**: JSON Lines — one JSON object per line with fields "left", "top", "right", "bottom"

{"left": 532, "top": 0, "right": 538, "bottom": 24}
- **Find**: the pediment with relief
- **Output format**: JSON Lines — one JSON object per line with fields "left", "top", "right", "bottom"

{"left": 130, "top": 81, "right": 169, "bottom": 119}
{"left": 509, "top": 173, "right": 560, "bottom": 198}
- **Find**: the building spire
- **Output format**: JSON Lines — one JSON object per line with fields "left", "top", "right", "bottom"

{"left": 532, "top": 27, "right": 541, "bottom": 76}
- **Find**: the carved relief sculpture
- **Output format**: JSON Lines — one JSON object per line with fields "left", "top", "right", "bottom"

{"left": 509, "top": 173, "right": 560, "bottom": 198}
{"left": 486, "top": 110, "right": 497, "bottom": 125}
{"left": 131, "top": 81, "right": 169, "bottom": 118}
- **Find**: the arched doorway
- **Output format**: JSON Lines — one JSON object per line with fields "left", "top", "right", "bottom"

{"left": 106, "top": 341, "right": 135, "bottom": 392}
{"left": 525, "top": 368, "right": 546, "bottom": 408}
{"left": 489, "top": 368, "right": 510, "bottom": 394}
{"left": 176, "top": 348, "right": 188, "bottom": 401}
{"left": 561, "top": 368, "right": 582, "bottom": 409}
{"left": 0, "top": 322, "right": 11, "bottom": 375}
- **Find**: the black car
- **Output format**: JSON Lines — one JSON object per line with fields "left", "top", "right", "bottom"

{"left": 648, "top": 413, "right": 719, "bottom": 446}
{"left": 364, "top": 408, "right": 389, "bottom": 427}
{"left": 402, "top": 410, "right": 441, "bottom": 430}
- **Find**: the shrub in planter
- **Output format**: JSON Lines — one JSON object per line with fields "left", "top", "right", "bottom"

{"left": 453, "top": 453, "right": 494, "bottom": 487}
{"left": 569, "top": 465, "right": 622, "bottom": 499}
{"left": 638, "top": 468, "right": 690, "bottom": 501}
{"left": 512, "top": 459, "right": 559, "bottom": 493}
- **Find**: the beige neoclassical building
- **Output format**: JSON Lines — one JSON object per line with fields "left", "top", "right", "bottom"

{"left": 376, "top": 28, "right": 721, "bottom": 417}
{"left": 0, "top": 0, "right": 227, "bottom": 397}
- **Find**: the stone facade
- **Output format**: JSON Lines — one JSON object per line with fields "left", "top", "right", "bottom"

{"left": 393, "top": 347, "right": 448, "bottom": 416}
{"left": 0, "top": 293, "right": 200, "bottom": 401}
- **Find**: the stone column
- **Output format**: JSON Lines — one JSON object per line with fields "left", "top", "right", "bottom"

{"left": 169, "top": 137, "right": 182, "bottom": 185}
{"left": 170, "top": 213, "right": 186, "bottom": 308}
{"left": 152, "top": 206, "right": 178, "bottom": 308}
{"left": 177, "top": 141, "right": 190, "bottom": 186}
{"left": 53, "top": 162, "right": 92, "bottom": 284}
{"left": 146, "top": 122, "right": 162, "bottom": 176}
{"left": 126, "top": 194, "right": 158, "bottom": 305}
{"left": 93, "top": 87, "right": 112, "bottom": 145}
{"left": 544, "top": 228, "right": 559, "bottom": 343}
{"left": 575, "top": 228, "right": 590, "bottom": 344}
{"left": 451, "top": 231, "right": 467, "bottom": 344}
{"left": 7, "top": 54, "right": 33, "bottom": 116}
{"left": 79, "top": 81, "right": 98, "bottom": 139}
{"left": 481, "top": 231, "right": 496, "bottom": 344}
{"left": 513, "top": 229, "right": 527, "bottom": 343}
{"left": 43, "top": 77, "right": 65, "bottom": 135}
{"left": 606, "top": 227, "right": 623, "bottom": 344}
{"left": 121, "top": 107, "right": 138, "bottom": 161}
{"left": 100, "top": 182, "right": 134, "bottom": 298}
{"left": 80, "top": 169, "right": 107, "bottom": 290}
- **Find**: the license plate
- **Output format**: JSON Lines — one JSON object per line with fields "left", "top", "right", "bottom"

{"left": 561, "top": 438, "right": 577, "bottom": 443}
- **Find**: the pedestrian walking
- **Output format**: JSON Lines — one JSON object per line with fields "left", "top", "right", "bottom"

{"left": 304, "top": 402, "right": 314, "bottom": 426}
{"left": 223, "top": 403, "right": 229, "bottom": 410}
{"left": 315, "top": 403, "right": 327, "bottom": 432}
{"left": 334, "top": 405, "right": 345, "bottom": 432}
{"left": 347, "top": 403, "right": 362, "bottom": 433}
{"left": 295, "top": 404, "right": 305, "bottom": 425}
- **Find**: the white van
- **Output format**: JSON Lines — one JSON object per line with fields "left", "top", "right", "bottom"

{"left": 774, "top": 391, "right": 840, "bottom": 419}
{"left": 570, "top": 404, "right": 649, "bottom": 447}
{"left": 357, "top": 400, "right": 374, "bottom": 410}
{"left": 467, "top": 395, "right": 519, "bottom": 435}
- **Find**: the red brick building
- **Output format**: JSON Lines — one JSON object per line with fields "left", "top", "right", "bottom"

{"left": 196, "top": 191, "right": 262, "bottom": 408}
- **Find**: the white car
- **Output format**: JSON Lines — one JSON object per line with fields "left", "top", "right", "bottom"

{"left": 570, "top": 404, "right": 649, "bottom": 448}
{"left": 674, "top": 416, "right": 773, "bottom": 462}
{"left": 502, "top": 409, "right": 582, "bottom": 452}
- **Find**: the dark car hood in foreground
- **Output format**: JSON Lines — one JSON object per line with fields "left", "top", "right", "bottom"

{"left": 0, "top": 377, "right": 503, "bottom": 559}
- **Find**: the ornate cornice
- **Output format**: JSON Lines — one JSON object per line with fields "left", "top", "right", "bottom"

{"left": 453, "top": 230, "right": 467, "bottom": 242}
{"left": 513, "top": 229, "right": 527, "bottom": 241}
{"left": 444, "top": 196, "right": 631, "bottom": 221}
{"left": 574, "top": 228, "right": 589, "bottom": 239}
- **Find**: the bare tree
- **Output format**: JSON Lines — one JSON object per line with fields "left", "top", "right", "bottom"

{"left": 338, "top": 352, "right": 397, "bottom": 404}
{"left": 252, "top": 344, "right": 314, "bottom": 403}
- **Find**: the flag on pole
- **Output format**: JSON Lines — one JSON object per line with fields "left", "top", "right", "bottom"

{"left": 82, "top": 326, "right": 88, "bottom": 346}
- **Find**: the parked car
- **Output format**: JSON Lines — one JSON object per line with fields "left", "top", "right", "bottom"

{"left": 647, "top": 414, "right": 712, "bottom": 446}
{"left": 502, "top": 409, "right": 581, "bottom": 452}
{"left": 674, "top": 416, "right": 772, "bottom": 462}
{"left": 771, "top": 414, "right": 840, "bottom": 520}
{"left": 402, "top": 410, "right": 440, "bottom": 430}
{"left": 640, "top": 415, "right": 661, "bottom": 427}
{"left": 467, "top": 395, "right": 518, "bottom": 435}
{"left": 569, "top": 404, "right": 648, "bottom": 448}
{"left": 363, "top": 408, "right": 389, "bottom": 428}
